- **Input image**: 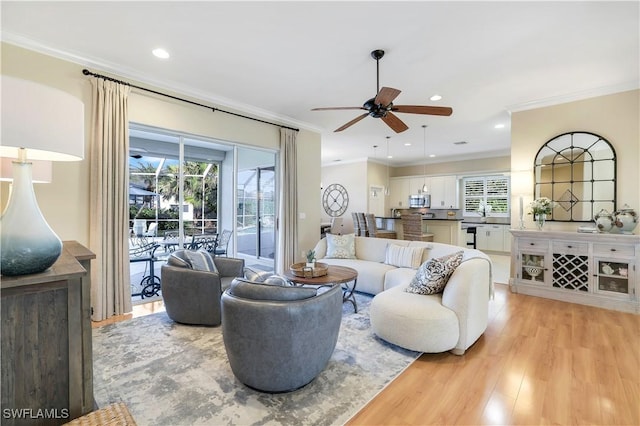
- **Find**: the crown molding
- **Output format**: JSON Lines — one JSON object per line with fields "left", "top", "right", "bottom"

{"left": 507, "top": 81, "right": 640, "bottom": 113}
{"left": 2, "top": 33, "right": 323, "bottom": 133}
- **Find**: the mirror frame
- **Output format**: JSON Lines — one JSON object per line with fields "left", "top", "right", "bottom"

{"left": 533, "top": 131, "right": 616, "bottom": 222}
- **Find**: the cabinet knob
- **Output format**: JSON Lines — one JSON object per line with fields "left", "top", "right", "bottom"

{"left": 530, "top": 242, "right": 535, "bottom": 246}
{"left": 611, "top": 248, "right": 617, "bottom": 252}
{"left": 567, "top": 245, "right": 573, "bottom": 249}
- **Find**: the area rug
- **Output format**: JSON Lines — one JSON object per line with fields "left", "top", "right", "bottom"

{"left": 92, "top": 292, "right": 420, "bottom": 426}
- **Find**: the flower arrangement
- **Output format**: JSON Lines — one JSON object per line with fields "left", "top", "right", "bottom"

{"left": 477, "top": 202, "right": 492, "bottom": 217}
{"left": 529, "top": 197, "right": 554, "bottom": 216}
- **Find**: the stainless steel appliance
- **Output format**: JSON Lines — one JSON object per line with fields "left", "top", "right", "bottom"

{"left": 409, "top": 194, "right": 430, "bottom": 208}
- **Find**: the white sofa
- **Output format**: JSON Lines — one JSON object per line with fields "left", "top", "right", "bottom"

{"left": 312, "top": 236, "right": 492, "bottom": 355}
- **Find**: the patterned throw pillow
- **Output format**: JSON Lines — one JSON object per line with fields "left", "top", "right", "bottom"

{"left": 405, "top": 251, "right": 464, "bottom": 295}
{"left": 325, "top": 233, "right": 356, "bottom": 259}
{"left": 184, "top": 250, "right": 217, "bottom": 272}
{"left": 385, "top": 244, "right": 424, "bottom": 269}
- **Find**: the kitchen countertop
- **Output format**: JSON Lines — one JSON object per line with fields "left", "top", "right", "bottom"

{"left": 376, "top": 216, "right": 463, "bottom": 221}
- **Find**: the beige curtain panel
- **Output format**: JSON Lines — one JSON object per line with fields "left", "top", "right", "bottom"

{"left": 276, "top": 128, "right": 298, "bottom": 273}
{"left": 89, "top": 79, "right": 132, "bottom": 321}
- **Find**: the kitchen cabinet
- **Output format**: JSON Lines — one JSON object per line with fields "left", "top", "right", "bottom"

{"left": 429, "top": 175, "right": 459, "bottom": 209}
{"left": 476, "top": 224, "right": 508, "bottom": 252}
{"left": 389, "top": 177, "right": 410, "bottom": 208}
{"left": 409, "top": 177, "right": 428, "bottom": 195}
{"left": 511, "top": 230, "right": 639, "bottom": 313}
{"left": 423, "top": 220, "right": 463, "bottom": 246}
{"left": 389, "top": 175, "right": 458, "bottom": 210}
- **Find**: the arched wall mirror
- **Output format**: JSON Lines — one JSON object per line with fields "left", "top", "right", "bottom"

{"left": 534, "top": 131, "right": 616, "bottom": 222}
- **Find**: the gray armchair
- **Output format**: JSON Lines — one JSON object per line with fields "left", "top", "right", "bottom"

{"left": 221, "top": 279, "right": 343, "bottom": 392}
{"left": 161, "top": 250, "right": 244, "bottom": 326}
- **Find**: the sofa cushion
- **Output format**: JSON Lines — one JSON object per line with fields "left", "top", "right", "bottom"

{"left": 384, "top": 267, "right": 419, "bottom": 291}
{"left": 325, "top": 233, "right": 356, "bottom": 259}
{"left": 228, "top": 278, "right": 316, "bottom": 301}
{"left": 406, "top": 251, "right": 463, "bottom": 295}
{"left": 385, "top": 244, "right": 424, "bottom": 269}
{"left": 320, "top": 258, "right": 396, "bottom": 295}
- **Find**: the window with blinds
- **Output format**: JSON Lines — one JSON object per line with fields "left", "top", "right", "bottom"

{"left": 463, "top": 175, "right": 510, "bottom": 217}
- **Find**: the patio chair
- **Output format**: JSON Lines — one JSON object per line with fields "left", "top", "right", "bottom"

{"left": 214, "top": 229, "right": 232, "bottom": 257}
{"left": 129, "top": 239, "right": 161, "bottom": 298}
{"left": 189, "top": 234, "right": 219, "bottom": 253}
{"left": 144, "top": 222, "right": 158, "bottom": 237}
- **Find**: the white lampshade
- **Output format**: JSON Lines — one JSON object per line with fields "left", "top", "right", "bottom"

{"left": 1, "top": 76, "right": 84, "bottom": 276}
{"left": 1, "top": 75, "right": 84, "bottom": 161}
{"left": 0, "top": 157, "right": 52, "bottom": 183}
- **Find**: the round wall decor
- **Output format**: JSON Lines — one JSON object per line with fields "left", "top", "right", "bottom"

{"left": 322, "top": 183, "right": 349, "bottom": 217}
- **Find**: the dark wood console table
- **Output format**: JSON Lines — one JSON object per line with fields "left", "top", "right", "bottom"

{"left": 1, "top": 241, "right": 95, "bottom": 425}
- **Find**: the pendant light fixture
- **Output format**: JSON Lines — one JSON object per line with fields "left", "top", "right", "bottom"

{"left": 372, "top": 144, "right": 379, "bottom": 197}
{"left": 422, "top": 125, "right": 429, "bottom": 193}
{"left": 385, "top": 136, "right": 391, "bottom": 196}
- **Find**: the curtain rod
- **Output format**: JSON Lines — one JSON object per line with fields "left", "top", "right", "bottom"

{"left": 82, "top": 69, "right": 299, "bottom": 132}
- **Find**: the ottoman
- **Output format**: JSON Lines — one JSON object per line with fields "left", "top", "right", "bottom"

{"left": 370, "top": 285, "right": 460, "bottom": 353}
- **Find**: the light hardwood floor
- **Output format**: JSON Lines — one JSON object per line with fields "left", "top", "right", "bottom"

{"left": 93, "top": 257, "right": 639, "bottom": 425}
{"left": 347, "top": 283, "right": 640, "bottom": 425}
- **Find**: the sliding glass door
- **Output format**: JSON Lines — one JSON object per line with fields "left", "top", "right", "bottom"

{"left": 236, "top": 147, "right": 276, "bottom": 270}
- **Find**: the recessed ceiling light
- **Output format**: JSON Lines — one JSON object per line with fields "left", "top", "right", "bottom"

{"left": 404, "top": 143, "right": 412, "bottom": 146}
{"left": 152, "top": 48, "right": 170, "bottom": 59}
{"left": 494, "top": 123, "right": 505, "bottom": 129}
{"left": 429, "top": 154, "right": 436, "bottom": 158}
{"left": 430, "top": 94, "right": 442, "bottom": 101}
{"left": 387, "top": 155, "right": 393, "bottom": 159}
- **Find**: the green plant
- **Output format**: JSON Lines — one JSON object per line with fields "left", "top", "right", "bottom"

{"left": 306, "top": 249, "right": 315, "bottom": 263}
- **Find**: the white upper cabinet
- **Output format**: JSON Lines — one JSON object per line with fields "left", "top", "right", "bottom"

{"left": 429, "top": 176, "right": 459, "bottom": 209}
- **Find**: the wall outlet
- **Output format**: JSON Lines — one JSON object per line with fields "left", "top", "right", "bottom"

{"left": 299, "top": 212, "right": 306, "bottom": 219}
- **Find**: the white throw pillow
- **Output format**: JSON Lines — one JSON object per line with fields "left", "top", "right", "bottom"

{"left": 385, "top": 244, "right": 424, "bottom": 269}
{"left": 325, "top": 233, "right": 356, "bottom": 259}
{"left": 405, "top": 251, "right": 464, "bottom": 295}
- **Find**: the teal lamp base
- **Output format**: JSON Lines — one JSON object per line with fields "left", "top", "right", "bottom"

{"left": 1, "top": 161, "right": 62, "bottom": 276}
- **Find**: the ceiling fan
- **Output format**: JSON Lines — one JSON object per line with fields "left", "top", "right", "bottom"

{"left": 312, "top": 49, "right": 453, "bottom": 133}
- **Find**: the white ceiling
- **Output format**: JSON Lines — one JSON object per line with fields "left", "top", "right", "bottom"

{"left": 2, "top": 1, "right": 638, "bottom": 166}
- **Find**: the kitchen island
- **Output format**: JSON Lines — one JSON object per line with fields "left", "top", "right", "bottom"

{"left": 376, "top": 216, "right": 464, "bottom": 246}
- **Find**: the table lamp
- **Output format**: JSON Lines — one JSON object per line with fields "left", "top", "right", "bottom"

{"left": 1, "top": 75, "right": 84, "bottom": 276}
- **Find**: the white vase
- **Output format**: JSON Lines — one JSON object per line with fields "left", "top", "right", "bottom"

{"left": 0, "top": 162, "right": 62, "bottom": 275}
{"left": 535, "top": 213, "right": 546, "bottom": 231}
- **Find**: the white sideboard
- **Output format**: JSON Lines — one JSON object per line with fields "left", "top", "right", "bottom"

{"left": 510, "top": 230, "right": 639, "bottom": 313}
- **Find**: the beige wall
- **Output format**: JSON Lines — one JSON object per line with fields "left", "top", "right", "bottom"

{"left": 393, "top": 156, "right": 511, "bottom": 177}
{"left": 511, "top": 89, "right": 640, "bottom": 231}
{"left": 1, "top": 43, "right": 321, "bottom": 262}
{"left": 321, "top": 160, "right": 368, "bottom": 233}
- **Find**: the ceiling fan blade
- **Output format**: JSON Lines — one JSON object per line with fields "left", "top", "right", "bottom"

{"left": 381, "top": 112, "right": 409, "bottom": 133}
{"left": 374, "top": 87, "right": 401, "bottom": 106}
{"left": 311, "top": 106, "right": 366, "bottom": 111}
{"left": 335, "top": 113, "right": 369, "bottom": 132}
{"left": 392, "top": 105, "right": 453, "bottom": 116}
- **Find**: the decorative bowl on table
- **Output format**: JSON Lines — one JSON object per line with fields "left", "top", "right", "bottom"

{"left": 290, "top": 262, "right": 329, "bottom": 278}
{"left": 524, "top": 265, "right": 543, "bottom": 278}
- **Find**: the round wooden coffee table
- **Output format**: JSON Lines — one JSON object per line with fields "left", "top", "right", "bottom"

{"left": 282, "top": 265, "right": 359, "bottom": 312}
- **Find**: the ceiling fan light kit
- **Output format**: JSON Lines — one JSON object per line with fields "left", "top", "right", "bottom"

{"left": 312, "top": 49, "right": 453, "bottom": 133}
